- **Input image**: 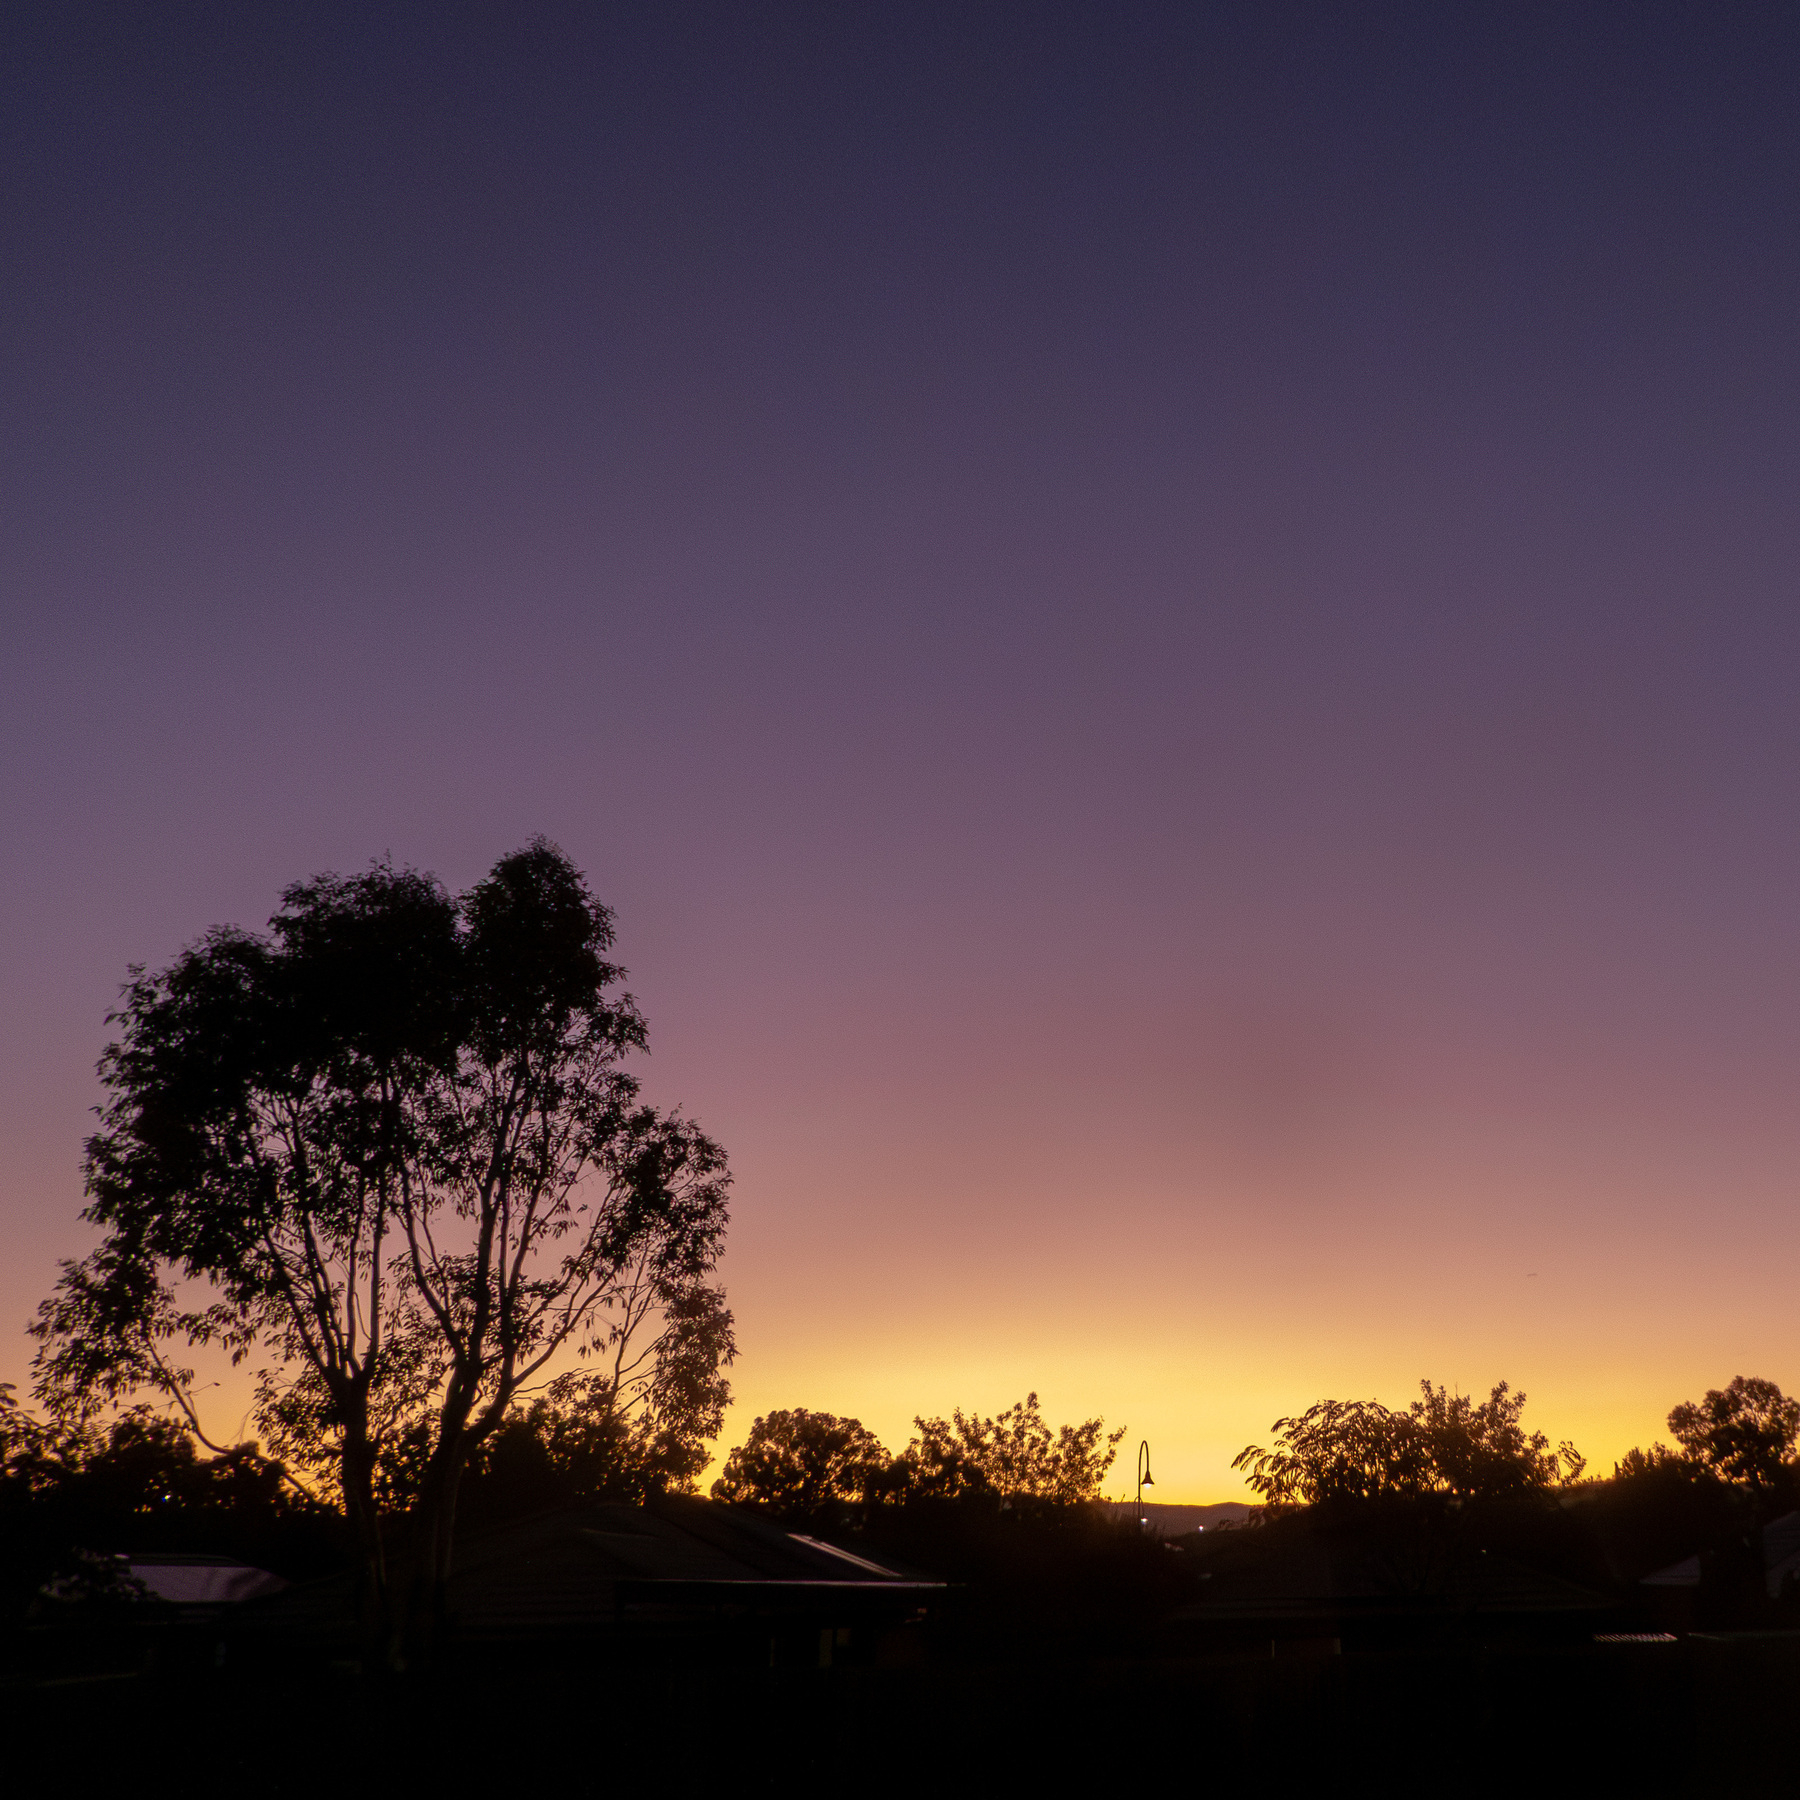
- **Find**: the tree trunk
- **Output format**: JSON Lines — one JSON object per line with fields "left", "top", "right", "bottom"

{"left": 338, "top": 1426, "right": 391, "bottom": 1665}
{"left": 391, "top": 1450, "right": 468, "bottom": 1669}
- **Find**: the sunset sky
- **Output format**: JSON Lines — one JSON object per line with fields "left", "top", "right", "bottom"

{"left": 6, "top": 4, "right": 1800, "bottom": 1500}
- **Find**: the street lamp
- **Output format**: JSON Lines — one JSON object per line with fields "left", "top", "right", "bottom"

{"left": 1136, "top": 1440, "right": 1154, "bottom": 1529}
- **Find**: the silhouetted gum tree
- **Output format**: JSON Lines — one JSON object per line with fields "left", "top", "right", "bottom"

{"left": 34, "top": 863, "right": 462, "bottom": 1588}
{"left": 1233, "top": 1381, "right": 1584, "bottom": 1510}
{"left": 31, "top": 841, "right": 733, "bottom": 1660}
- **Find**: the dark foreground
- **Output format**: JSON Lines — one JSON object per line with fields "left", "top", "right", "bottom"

{"left": 11, "top": 1480, "right": 1796, "bottom": 1792}
{"left": 5, "top": 1632, "right": 1793, "bottom": 1795}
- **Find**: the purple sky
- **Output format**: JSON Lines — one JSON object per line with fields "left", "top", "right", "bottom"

{"left": 6, "top": 4, "right": 1800, "bottom": 1496}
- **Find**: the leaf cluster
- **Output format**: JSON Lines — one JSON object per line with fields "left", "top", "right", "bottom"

{"left": 1667, "top": 1375, "right": 1800, "bottom": 1491}
{"left": 1613, "top": 1375, "right": 1800, "bottom": 1495}
{"left": 711, "top": 1393, "right": 1125, "bottom": 1521}
{"left": 903, "top": 1394, "right": 1127, "bottom": 1506}
{"left": 710, "top": 1408, "right": 892, "bottom": 1516}
{"left": 1232, "top": 1380, "right": 1583, "bottom": 1512}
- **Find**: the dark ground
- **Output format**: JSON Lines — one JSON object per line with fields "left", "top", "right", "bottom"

{"left": 5, "top": 1631, "right": 1793, "bottom": 1796}
{"left": 8, "top": 1478, "right": 1794, "bottom": 1793}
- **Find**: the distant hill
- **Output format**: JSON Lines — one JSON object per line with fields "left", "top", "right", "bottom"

{"left": 1103, "top": 1500, "right": 1252, "bottom": 1535}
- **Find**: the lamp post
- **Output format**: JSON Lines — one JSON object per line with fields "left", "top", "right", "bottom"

{"left": 1136, "top": 1439, "right": 1154, "bottom": 1530}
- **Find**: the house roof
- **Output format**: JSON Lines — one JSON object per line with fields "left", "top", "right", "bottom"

{"left": 127, "top": 1553, "right": 289, "bottom": 1606}
{"left": 243, "top": 1497, "right": 944, "bottom": 1644}
{"left": 1641, "top": 1509, "right": 1800, "bottom": 1599}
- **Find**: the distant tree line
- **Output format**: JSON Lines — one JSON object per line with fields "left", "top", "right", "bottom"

{"left": 1232, "top": 1380, "right": 1587, "bottom": 1509}
{"left": 710, "top": 1394, "right": 1125, "bottom": 1520}
{"left": 1211, "top": 1372, "right": 1800, "bottom": 1625}
{"left": 1232, "top": 1373, "right": 1800, "bottom": 1512}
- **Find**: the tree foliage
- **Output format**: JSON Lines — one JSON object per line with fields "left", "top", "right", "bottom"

{"left": 451, "top": 1395, "right": 711, "bottom": 1525}
{"left": 1665, "top": 1375, "right": 1800, "bottom": 1492}
{"left": 30, "top": 842, "right": 732, "bottom": 1648}
{"left": 710, "top": 1395, "right": 1125, "bottom": 1518}
{"left": 1612, "top": 1443, "right": 1689, "bottom": 1480}
{"left": 902, "top": 1394, "right": 1125, "bottom": 1504}
{"left": 710, "top": 1408, "right": 892, "bottom": 1514}
{"left": 1233, "top": 1380, "right": 1583, "bottom": 1511}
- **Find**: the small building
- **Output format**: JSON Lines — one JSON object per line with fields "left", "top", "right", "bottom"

{"left": 126, "top": 1553, "right": 288, "bottom": 1607}
{"left": 1640, "top": 1509, "right": 1800, "bottom": 1631}
{"left": 240, "top": 1495, "right": 945, "bottom": 1668}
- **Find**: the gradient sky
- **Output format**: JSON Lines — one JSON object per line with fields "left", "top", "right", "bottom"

{"left": 6, "top": 3, "right": 1800, "bottom": 1500}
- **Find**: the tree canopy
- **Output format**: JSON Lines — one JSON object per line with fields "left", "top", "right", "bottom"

{"left": 710, "top": 1408, "right": 892, "bottom": 1515}
{"left": 1616, "top": 1375, "right": 1800, "bottom": 1492}
{"left": 711, "top": 1394, "right": 1124, "bottom": 1517}
{"left": 1233, "top": 1381, "right": 1584, "bottom": 1511}
{"left": 1666, "top": 1376, "right": 1800, "bottom": 1490}
{"left": 31, "top": 842, "right": 732, "bottom": 1653}
{"left": 903, "top": 1394, "right": 1125, "bottom": 1505}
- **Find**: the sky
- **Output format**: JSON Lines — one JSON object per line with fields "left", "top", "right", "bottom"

{"left": 5, "top": 2, "right": 1800, "bottom": 1501}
